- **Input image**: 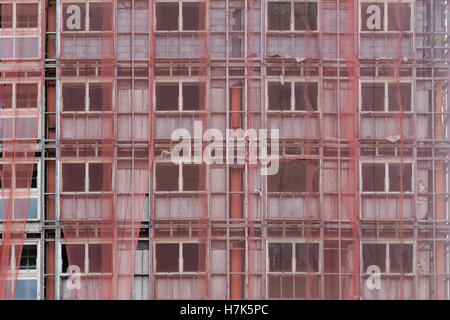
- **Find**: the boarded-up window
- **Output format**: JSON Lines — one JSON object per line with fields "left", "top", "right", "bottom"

{"left": 156, "top": 243, "right": 179, "bottom": 272}
{"left": 183, "top": 243, "right": 206, "bottom": 272}
{"left": 388, "top": 163, "right": 412, "bottom": 192}
{"left": 362, "top": 244, "right": 386, "bottom": 272}
{"left": 0, "top": 4, "right": 13, "bottom": 28}
{"left": 268, "top": 2, "right": 291, "bottom": 30}
{"left": 269, "top": 243, "right": 292, "bottom": 272}
{"left": 389, "top": 244, "right": 413, "bottom": 273}
{"left": 183, "top": 83, "right": 204, "bottom": 110}
{"left": 89, "top": 163, "right": 112, "bottom": 192}
{"left": 268, "top": 83, "right": 291, "bottom": 110}
{"left": 89, "top": 243, "right": 112, "bottom": 273}
{"left": 294, "top": 2, "right": 318, "bottom": 31}
{"left": 155, "top": 163, "right": 178, "bottom": 191}
{"left": 89, "top": 3, "right": 113, "bottom": 31}
{"left": 156, "top": 83, "right": 178, "bottom": 111}
{"left": 156, "top": 2, "right": 178, "bottom": 31}
{"left": 63, "top": 84, "right": 85, "bottom": 111}
{"left": 16, "top": 3, "right": 38, "bottom": 28}
{"left": 295, "top": 82, "right": 318, "bottom": 111}
{"left": 362, "top": 163, "right": 385, "bottom": 192}
{"left": 268, "top": 161, "right": 319, "bottom": 192}
{"left": 361, "top": 83, "right": 384, "bottom": 111}
{"left": 62, "top": 163, "right": 85, "bottom": 192}
{"left": 388, "top": 83, "right": 411, "bottom": 111}
{"left": 388, "top": 3, "right": 411, "bottom": 31}
{"left": 0, "top": 84, "right": 13, "bottom": 109}
{"left": 16, "top": 84, "right": 38, "bottom": 109}
{"left": 295, "top": 243, "right": 319, "bottom": 272}
{"left": 182, "top": 2, "right": 205, "bottom": 30}
{"left": 89, "top": 83, "right": 113, "bottom": 111}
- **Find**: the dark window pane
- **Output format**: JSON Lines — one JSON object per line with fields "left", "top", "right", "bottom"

{"left": 182, "top": 2, "right": 205, "bottom": 30}
{"left": 294, "top": 2, "right": 318, "bottom": 31}
{"left": 89, "top": 163, "right": 112, "bottom": 192}
{"left": 17, "top": 245, "right": 37, "bottom": 270}
{"left": 156, "top": 243, "right": 179, "bottom": 272}
{"left": 62, "top": 163, "right": 85, "bottom": 192}
{"left": 361, "top": 3, "right": 384, "bottom": 32}
{"left": 362, "top": 243, "right": 386, "bottom": 272}
{"left": 183, "top": 83, "right": 205, "bottom": 110}
{"left": 16, "top": 4, "right": 38, "bottom": 28}
{"left": 389, "top": 163, "right": 412, "bottom": 192}
{"left": 388, "top": 83, "right": 411, "bottom": 111}
{"left": 183, "top": 243, "right": 206, "bottom": 272}
{"left": 89, "top": 244, "right": 112, "bottom": 273}
{"left": 268, "top": 83, "right": 291, "bottom": 110}
{"left": 389, "top": 244, "right": 413, "bottom": 273}
{"left": 89, "top": 83, "right": 112, "bottom": 111}
{"left": 268, "top": 276, "right": 281, "bottom": 298}
{"left": 61, "top": 244, "right": 69, "bottom": 273}
{"left": 156, "top": 164, "right": 178, "bottom": 191}
{"left": 281, "top": 277, "right": 294, "bottom": 298}
{"left": 295, "top": 243, "right": 319, "bottom": 272}
{"left": 66, "top": 243, "right": 85, "bottom": 273}
{"left": 0, "top": 164, "right": 13, "bottom": 189}
{"left": 16, "top": 83, "right": 38, "bottom": 109}
{"left": 268, "top": 2, "right": 290, "bottom": 31}
{"left": 62, "top": 3, "right": 86, "bottom": 31}
{"left": 295, "top": 82, "right": 318, "bottom": 111}
{"left": 156, "top": 83, "right": 178, "bottom": 111}
{"left": 63, "top": 84, "right": 85, "bottom": 111}
{"left": 295, "top": 276, "right": 306, "bottom": 298}
{"left": 156, "top": 3, "right": 178, "bottom": 31}
{"left": 89, "top": 3, "right": 113, "bottom": 31}
{"left": 15, "top": 164, "right": 37, "bottom": 189}
{"left": 388, "top": 3, "right": 411, "bottom": 31}
{"left": 0, "top": 84, "right": 13, "bottom": 109}
{"left": 361, "top": 83, "right": 385, "bottom": 111}
{"left": 362, "top": 163, "right": 385, "bottom": 192}
{"left": 0, "top": 4, "right": 13, "bottom": 28}
{"left": 269, "top": 243, "right": 292, "bottom": 272}
{"left": 268, "top": 161, "right": 319, "bottom": 192}
{"left": 183, "top": 164, "right": 204, "bottom": 191}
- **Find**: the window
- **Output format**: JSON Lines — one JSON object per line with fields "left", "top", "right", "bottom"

{"left": 361, "top": 82, "right": 411, "bottom": 112}
{"left": 61, "top": 243, "right": 112, "bottom": 274}
{"left": 268, "top": 1, "right": 318, "bottom": 31}
{"left": 0, "top": 3, "right": 38, "bottom": 29}
{"left": 268, "top": 160, "right": 319, "bottom": 193}
{"left": 0, "top": 83, "right": 39, "bottom": 110}
{"left": 155, "top": 82, "right": 205, "bottom": 111}
{"left": 361, "top": 2, "right": 411, "bottom": 32}
{"left": 62, "top": 82, "right": 112, "bottom": 112}
{"left": 362, "top": 243, "right": 413, "bottom": 274}
{"left": 62, "top": 2, "right": 112, "bottom": 31}
{"left": 0, "top": 163, "right": 38, "bottom": 190}
{"left": 0, "top": 198, "right": 38, "bottom": 220}
{"left": 268, "top": 81, "right": 318, "bottom": 111}
{"left": 156, "top": 1, "right": 205, "bottom": 31}
{"left": 155, "top": 242, "right": 206, "bottom": 273}
{"left": 0, "top": 4, "right": 13, "bottom": 28}
{"left": 62, "top": 163, "right": 112, "bottom": 192}
{"left": 14, "top": 279, "right": 38, "bottom": 300}
{"left": 17, "top": 245, "right": 37, "bottom": 270}
{"left": 155, "top": 163, "right": 205, "bottom": 191}
{"left": 361, "top": 162, "right": 412, "bottom": 193}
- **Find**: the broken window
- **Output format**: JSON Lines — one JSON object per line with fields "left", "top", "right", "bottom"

{"left": 89, "top": 163, "right": 112, "bottom": 192}
{"left": 0, "top": 4, "right": 13, "bottom": 28}
{"left": 294, "top": 2, "right": 318, "bottom": 31}
{"left": 269, "top": 243, "right": 292, "bottom": 272}
{"left": 0, "top": 84, "right": 13, "bottom": 109}
{"left": 156, "top": 2, "right": 179, "bottom": 30}
{"left": 89, "top": 3, "right": 113, "bottom": 31}
{"left": 268, "top": 83, "right": 291, "bottom": 111}
{"left": 388, "top": 83, "right": 411, "bottom": 111}
{"left": 62, "top": 163, "right": 85, "bottom": 192}
{"left": 17, "top": 245, "right": 37, "bottom": 270}
{"left": 183, "top": 83, "right": 205, "bottom": 110}
{"left": 362, "top": 243, "right": 386, "bottom": 272}
{"left": 268, "top": 2, "right": 291, "bottom": 31}
{"left": 389, "top": 244, "right": 413, "bottom": 273}
{"left": 295, "top": 243, "right": 319, "bottom": 272}
{"left": 62, "top": 84, "right": 86, "bottom": 111}
{"left": 89, "top": 83, "right": 113, "bottom": 111}
{"left": 268, "top": 160, "right": 320, "bottom": 193}
{"left": 361, "top": 83, "right": 385, "bottom": 111}
{"left": 183, "top": 243, "right": 206, "bottom": 272}
{"left": 387, "top": 3, "right": 411, "bottom": 31}
{"left": 16, "top": 83, "right": 38, "bottom": 109}
{"left": 362, "top": 163, "right": 385, "bottom": 192}
{"left": 88, "top": 243, "right": 112, "bottom": 273}
{"left": 389, "top": 163, "right": 412, "bottom": 192}
{"left": 155, "top": 163, "right": 178, "bottom": 191}
{"left": 155, "top": 243, "right": 179, "bottom": 272}
{"left": 16, "top": 3, "right": 38, "bottom": 28}
{"left": 156, "top": 83, "right": 178, "bottom": 111}
{"left": 295, "top": 82, "right": 318, "bottom": 111}
{"left": 182, "top": 2, "right": 205, "bottom": 30}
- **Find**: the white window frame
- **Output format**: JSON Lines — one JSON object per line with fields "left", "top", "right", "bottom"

{"left": 361, "top": 241, "right": 415, "bottom": 275}
{"left": 0, "top": 1, "right": 41, "bottom": 30}
{"left": 266, "top": 240, "right": 322, "bottom": 275}
{"left": 153, "top": 241, "right": 206, "bottom": 275}
{"left": 61, "top": 80, "right": 114, "bottom": 113}
{"left": 266, "top": 79, "right": 320, "bottom": 112}
{"left": 61, "top": 0, "right": 114, "bottom": 33}
{"left": 154, "top": 162, "right": 205, "bottom": 193}
{"left": 154, "top": 0, "right": 207, "bottom": 32}
{"left": 153, "top": 79, "right": 206, "bottom": 112}
{"left": 359, "top": 80, "right": 413, "bottom": 113}
{"left": 359, "top": 0, "right": 413, "bottom": 33}
{"left": 359, "top": 160, "right": 414, "bottom": 194}
{"left": 0, "top": 81, "right": 41, "bottom": 111}
{"left": 266, "top": 0, "right": 319, "bottom": 32}
{"left": 60, "top": 161, "right": 114, "bottom": 194}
